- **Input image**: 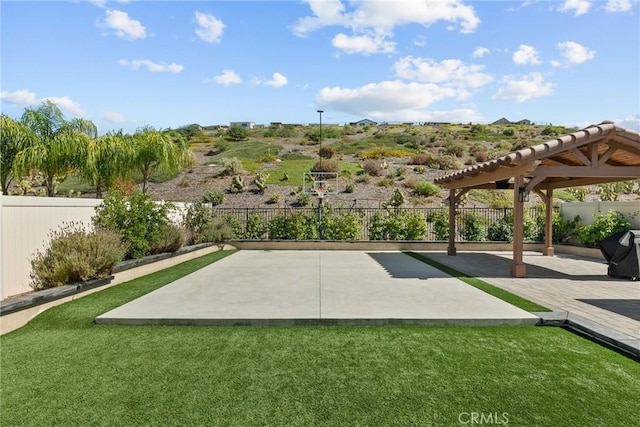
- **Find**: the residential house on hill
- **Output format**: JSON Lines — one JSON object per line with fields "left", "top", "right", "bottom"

{"left": 350, "top": 119, "right": 377, "bottom": 126}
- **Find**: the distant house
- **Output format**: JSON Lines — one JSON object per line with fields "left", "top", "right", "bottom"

{"left": 270, "top": 122, "right": 283, "bottom": 128}
{"left": 515, "top": 119, "right": 531, "bottom": 126}
{"left": 423, "top": 122, "right": 451, "bottom": 126}
{"left": 492, "top": 117, "right": 512, "bottom": 125}
{"left": 350, "top": 119, "right": 377, "bottom": 126}
{"left": 230, "top": 121, "right": 255, "bottom": 130}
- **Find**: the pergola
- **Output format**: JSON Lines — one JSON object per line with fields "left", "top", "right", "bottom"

{"left": 434, "top": 121, "right": 640, "bottom": 277}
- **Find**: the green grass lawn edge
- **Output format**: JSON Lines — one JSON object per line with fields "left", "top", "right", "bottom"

{"left": 404, "top": 251, "right": 551, "bottom": 312}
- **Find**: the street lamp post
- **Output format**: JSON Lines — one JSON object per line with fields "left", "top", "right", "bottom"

{"left": 316, "top": 109, "right": 324, "bottom": 239}
{"left": 317, "top": 110, "right": 323, "bottom": 167}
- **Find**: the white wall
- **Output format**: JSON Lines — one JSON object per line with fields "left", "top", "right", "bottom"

{"left": 1, "top": 196, "right": 102, "bottom": 300}
{"left": 559, "top": 201, "right": 640, "bottom": 228}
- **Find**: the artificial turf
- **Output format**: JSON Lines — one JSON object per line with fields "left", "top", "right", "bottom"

{"left": 1, "top": 250, "right": 638, "bottom": 426}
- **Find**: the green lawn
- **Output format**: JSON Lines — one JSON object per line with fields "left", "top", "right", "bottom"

{"left": 262, "top": 159, "right": 360, "bottom": 187}
{"left": 1, "top": 251, "right": 638, "bottom": 426}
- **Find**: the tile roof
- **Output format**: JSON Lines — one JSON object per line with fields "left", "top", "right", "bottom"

{"left": 434, "top": 121, "right": 640, "bottom": 190}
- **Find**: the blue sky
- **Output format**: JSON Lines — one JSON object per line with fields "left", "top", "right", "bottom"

{"left": 1, "top": 0, "right": 639, "bottom": 134}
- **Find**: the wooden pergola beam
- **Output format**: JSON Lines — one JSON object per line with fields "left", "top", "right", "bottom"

{"left": 534, "top": 166, "right": 640, "bottom": 178}
{"left": 439, "top": 162, "right": 540, "bottom": 189}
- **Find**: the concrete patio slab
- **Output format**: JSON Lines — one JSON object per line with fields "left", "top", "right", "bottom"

{"left": 96, "top": 251, "right": 539, "bottom": 326}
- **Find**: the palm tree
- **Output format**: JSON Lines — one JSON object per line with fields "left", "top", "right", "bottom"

{"left": 14, "top": 101, "right": 97, "bottom": 196}
{"left": 83, "top": 130, "right": 134, "bottom": 198}
{"left": 131, "top": 126, "right": 189, "bottom": 194}
{"left": 0, "top": 114, "right": 35, "bottom": 194}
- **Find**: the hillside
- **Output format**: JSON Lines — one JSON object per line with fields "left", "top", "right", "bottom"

{"left": 138, "top": 123, "right": 638, "bottom": 208}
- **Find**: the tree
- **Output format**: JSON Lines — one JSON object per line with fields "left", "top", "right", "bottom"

{"left": 131, "top": 126, "right": 189, "bottom": 193}
{"left": 83, "top": 130, "right": 133, "bottom": 198}
{"left": 14, "top": 101, "right": 97, "bottom": 196}
{"left": 0, "top": 114, "right": 35, "bottom": 194}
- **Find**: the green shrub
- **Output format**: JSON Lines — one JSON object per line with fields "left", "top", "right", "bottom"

{"left": 193, "top": 218, "right": 232, "bottom": 244}
{"left": 267, "top": 193, "right": 281, "bottom": 204}
{"left": 386, "top": 189, "right": 406, "bottom": 208}
{"left": 244, "top": 213, "right": 268, "bottom": 239}
{"left": 226, "top": 125, "right": 249, "bottom": 141}
{"left": 268, "top": 212, "right": 317, "bottom": 240}
{"left": 253, "top": 171, "right": 269, "bottom": 194}
{"left": 344, "top": 183, "right": 355, "bottom": 193}
{"left": 201, "top": 190, "right": 224, "bottom": 206}
{"left": 296, "top": 192, "right": 312, "bottom": 207}
{"left": 429, "top": 155, "right": 463, "bottom": 170}
{"left": 427, "top": 210, "right": 449, "bottom": 240}
{"left": 230, "top": 175, "right": 246, "bottom": 193}
{"left": 368, "top": 210, "right": 425, "bottom": 240}
{"left": 578, "top": 211, "right": 632, "bottom": 247}
{"left": 535, "top": 211, "right": 581, "bottom": 243}
{"left": 413, "top": 165, "right": 426, "bottom": 173}
{"left": 220, "top": 157, "right": 243, "bottom": 176}
{"left": 377, "top": 178, "right": 395, "bottom": 187}
{"left": 413, "top": 181, "right": 440, "bottom": 197}
{"left": 93, "top": 192, "right": 173, "bottom": 259}
{"left": 182, "top": 202, "right": 212, "bottom": 244}
{"left": 322, "top": 210, "right": 362, "bottom": 240}
{"left": 487, "top": 212, "right": 537, "bottom": 242}
{"left": 404, "top": 212, "right": 427, "bottom": 240}
{"left": 462, "top": 212, "right": 486, "bottom": 241}
{"left": 502, "top": 127, "right": 515, "bottom": 137}
{"left": 444, "top": 141, "right": 466, "bottom": 157}
{"left": 30, "top": 223, "right": 127, "bottom": 290}
{"left": 149, "top": 223, "right": 185, "bottom": 254}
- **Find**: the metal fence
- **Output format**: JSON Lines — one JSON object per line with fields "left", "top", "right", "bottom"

{"left": 212, "top": 206, "right": 553, "bottom": 241}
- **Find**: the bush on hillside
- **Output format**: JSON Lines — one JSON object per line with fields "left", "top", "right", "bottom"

{"left": 311, "top": 160, "right": 339, "bottom": 173}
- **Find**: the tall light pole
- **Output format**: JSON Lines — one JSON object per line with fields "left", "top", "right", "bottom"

{"left": 317, "top": 110, "right": 323, "bottom": 167}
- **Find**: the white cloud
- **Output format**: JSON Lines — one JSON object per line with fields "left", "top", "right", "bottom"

{"left": 492, "top": 72, "right": 554, "bottom": 102}
{"left": 103, "top": 111, "right": 128, "bottom": 123}
{"left": 472, "top": 46, "right": 490, "bottom": 58}
{"left": 43, "top": 96, "right": 87, "bottom": 117}
{"left": 207, "top": 70, "right": 242, "bottom": 85}
{"left": 413, "top": 35, "right": 426, "bottom": 47}
{"left": 101, "top": 9, "right": 146, "bottom": 40}
{"left": 0, "top": 89, "right": 39, "bottom": 105}
{"left": 92, "top": 0, "right": 132, "bottom": 6}
{"left": 393, "top": 57, "right": 493, "bottom": 88}
{"left": 558, "top": 0, "right": 592, "bottom": 16}
{"left": 556, "top": 41, "right": 596, "bottom": 64}
{"left": 316, "top": 80, "right": 463, "bottom": 121}
{"left": 615, "top": 114, "right": 640, "bottom": 131}
{"left": 512, "top": 45, "right": 541, "bottom": 65}
{"left": 0, "top": 90, "right": 86, "bottom": 116}
{"left": 264, "top": 72, "right": 288, "bottom": 88}
{"left": 118, "top": 59, "right": 184, "bottom": 73}
{"left": 332, "top": 33, "right": 396, "bottom": 55}
{"left": 293, "top": 0, "right": 480, "bottom": 54}
{"left": 605, "top": 0, "right": 632, "bottom": 13}
{"left": 195, "top": 12, "right": 225, "bottom": 44}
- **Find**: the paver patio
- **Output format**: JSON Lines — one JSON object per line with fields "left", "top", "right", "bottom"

{"left": 423, "top": 251, "right": 640, "bottom": 339}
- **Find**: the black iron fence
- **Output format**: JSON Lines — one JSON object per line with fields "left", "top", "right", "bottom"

{"left": 211, "top": 206, "right": 557, "bottom": 241}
